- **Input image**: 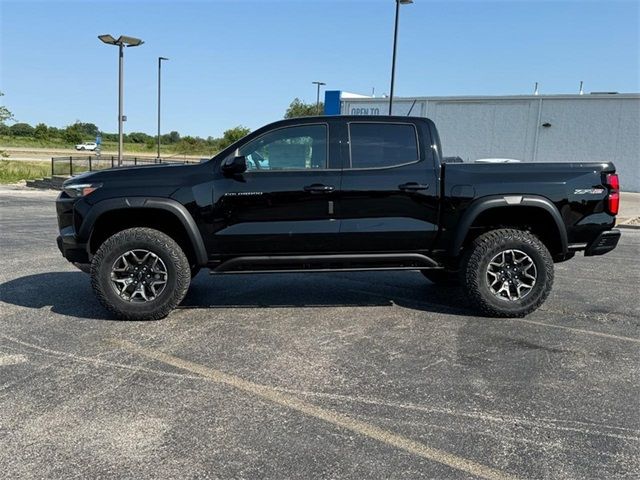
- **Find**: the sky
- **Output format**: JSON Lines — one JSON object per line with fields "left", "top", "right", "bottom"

{"left": 1, "top": 0, "right": 639, "bottom": 138}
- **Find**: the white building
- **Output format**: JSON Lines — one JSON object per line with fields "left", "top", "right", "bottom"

{"left": 336, "top": 93, "right": 640, "bottom": 191}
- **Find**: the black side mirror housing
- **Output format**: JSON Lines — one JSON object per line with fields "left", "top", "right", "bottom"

{"left": 222, "top": 155, "right": 247, "bottom": 175}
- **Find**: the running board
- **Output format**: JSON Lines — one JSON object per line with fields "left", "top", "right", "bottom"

{"left": 211, "top": 253, "right": 440, "bottom": 274}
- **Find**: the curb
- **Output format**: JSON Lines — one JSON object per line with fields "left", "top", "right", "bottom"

{"left": 617, "top": 216, "right": 640, "bottom": 230}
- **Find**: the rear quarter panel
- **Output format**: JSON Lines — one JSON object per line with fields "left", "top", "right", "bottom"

{"left": 441, "top": 162, "right": 617, "bottom": 246}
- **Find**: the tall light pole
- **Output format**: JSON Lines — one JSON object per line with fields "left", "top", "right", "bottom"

{"left": 98, "top": 34, "right": 144, "bottom": 166}
{"left": 312, "top": 81, "right": 326, "bottom": 115}
{"left": 157, "top": 57, "right": 169, "bottom": 161}
{"left": 388, "top": 0, "right": 413, "bottom": 115}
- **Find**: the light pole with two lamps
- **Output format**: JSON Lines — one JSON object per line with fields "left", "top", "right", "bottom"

{"left": 98, "top": 34, "right": 144, "bottom": 166}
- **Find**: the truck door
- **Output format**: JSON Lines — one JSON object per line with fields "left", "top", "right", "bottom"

{"left": 212, "top": 122, "right": 342, "bottom": 255}
{"left": 338, "top": 120, "right": 440, "bottom": 253}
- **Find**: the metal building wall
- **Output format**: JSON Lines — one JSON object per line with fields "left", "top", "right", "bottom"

{"left": 341, "top": 94, "right": 640, "bottom": 191}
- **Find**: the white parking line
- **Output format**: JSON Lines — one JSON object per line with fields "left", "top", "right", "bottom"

{"left": 510, "top": 318, "right": 640, "bottom": 344}
{"left": 0, "top": 354, "right": 28, "bottom": 366}
{"left": 114, "top": 339, "right": 520, "bottom": 480}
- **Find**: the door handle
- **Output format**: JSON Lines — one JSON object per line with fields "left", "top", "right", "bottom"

{"left": 399, "top": 182, "right": 429, "bottom": 192}
{"left": 304, "top": 184, "right": 335, "bottom": 193}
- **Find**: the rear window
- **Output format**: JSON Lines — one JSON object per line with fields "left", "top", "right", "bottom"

{"left": 348, "top": 123, "right": 419, "bottom": 169}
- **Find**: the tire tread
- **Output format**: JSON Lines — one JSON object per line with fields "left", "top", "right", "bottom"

{"left": 90, "top": 227, "right": 190, "bottom": 320}
{"left": 460, "top": 228, "right": 554, "bottom": 317}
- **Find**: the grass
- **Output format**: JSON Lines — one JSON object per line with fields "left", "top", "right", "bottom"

{"left": 0, "top": 136, "right": 216, "bottom": 157}
{"left": 0, "top": 136, "right": 69, "bottom": 149}
{"left": 0, "top": 160, "right": 51, "bottom": 183}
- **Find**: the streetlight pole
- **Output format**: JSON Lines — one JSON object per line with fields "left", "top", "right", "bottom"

{"left": 312, "top": 81, "right": 326, "bottom": 115}
{"left": 98, "top": 34, "right": 144, "bottom": 167}
{"left": 157, "top": 57, "right": 169, "bottom": 161}
{"left": 388, "top": 0, "right": 412, "bottom": 115}
{"left": 118, "top": 43, "right": 124, "bottom": 166}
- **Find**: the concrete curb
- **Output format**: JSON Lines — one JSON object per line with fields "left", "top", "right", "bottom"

{"left": 617, "top": 215, "right": 640, "bottom": 230}
{"left": 619, "top": 224, "right": 640, "bottom": 230}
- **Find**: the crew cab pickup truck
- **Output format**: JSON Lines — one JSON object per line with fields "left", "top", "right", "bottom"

{"left": 56, "top": 116, "right": 621, "bottom": 320}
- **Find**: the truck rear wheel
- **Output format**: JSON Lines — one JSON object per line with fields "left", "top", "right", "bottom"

{"left": 461, "top": 228, "right": 553, "bottom": 317}
{"left": 90, "top": 227, "right": 191, "bottom": 320}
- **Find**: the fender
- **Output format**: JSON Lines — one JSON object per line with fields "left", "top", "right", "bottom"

{"left": 449, "top": 194, "right": 568, "bottom": 257}
{"left": 79, "top": 197, "right": 208, "bottom": 266}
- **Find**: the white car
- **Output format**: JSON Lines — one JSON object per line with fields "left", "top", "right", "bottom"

{"left": 75, "top": 142, "right": 98, "bottom": 151}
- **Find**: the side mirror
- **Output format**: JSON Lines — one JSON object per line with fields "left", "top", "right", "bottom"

{"left": 222, "top": 155, "right": 247, "bottom": 175}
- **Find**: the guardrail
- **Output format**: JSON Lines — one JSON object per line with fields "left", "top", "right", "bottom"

{"left": 51, "top": 155, "right": 204, "bottom": 177}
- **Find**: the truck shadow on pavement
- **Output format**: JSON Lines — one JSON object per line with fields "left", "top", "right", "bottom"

{"left": 0, "top": 271, "right": 475, "bottom": 320}
{"left": 0, "top": 272, "right": 111, "bottom": 320}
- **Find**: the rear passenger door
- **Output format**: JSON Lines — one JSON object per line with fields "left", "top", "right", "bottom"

{"left": 338, "top": 121, "right": 440, "bottom": 253}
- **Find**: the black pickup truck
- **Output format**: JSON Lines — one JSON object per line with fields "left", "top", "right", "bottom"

{"left": 56, "top": 116, "right": 621, "bottom": 320}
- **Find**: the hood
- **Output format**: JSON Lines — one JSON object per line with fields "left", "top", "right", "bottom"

{"left": 63, "top": 161, "right": 212, "bottom": 203}
{"left": 63, "top": 162, "right": 205, "bottom": 188}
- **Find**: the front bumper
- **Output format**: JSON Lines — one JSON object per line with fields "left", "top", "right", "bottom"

{"left": 585, "top": 229, "right": 621, "bottom": 256}
{"left": 57, "top": 227, "right": 90, "bottom": 263}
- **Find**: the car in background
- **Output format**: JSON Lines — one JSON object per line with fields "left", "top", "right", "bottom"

{"left": 75, "top": 142, "right": 98, "bottom": 151}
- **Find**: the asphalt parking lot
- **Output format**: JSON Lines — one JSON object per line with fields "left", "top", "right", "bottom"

{"left": 1, "top": 184, "right": 639, "bottom": 480}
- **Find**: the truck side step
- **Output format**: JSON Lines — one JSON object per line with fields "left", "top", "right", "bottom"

{"left": 211, "top": 253, "right": 440, "bottom": 274}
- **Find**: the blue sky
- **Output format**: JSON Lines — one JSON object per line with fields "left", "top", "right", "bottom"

{"left": 1, "top": 0, "right": 638, "bottom": 138}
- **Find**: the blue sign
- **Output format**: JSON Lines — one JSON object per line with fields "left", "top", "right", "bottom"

{"left": 96, "top": 135, "right": 102, "bottom": 145}
{"left": 324, "top": 90, "right": 342, "bottom": 115}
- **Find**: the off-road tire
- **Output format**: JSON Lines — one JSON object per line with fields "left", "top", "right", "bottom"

{"left": 460, "top": 228, "right": 553, "bottom": 317}
{"left": 91, "top": 227, "right": 191, "bottom": 320}
{"left": 420, "top": 269, "right": 459, "bottom": 285}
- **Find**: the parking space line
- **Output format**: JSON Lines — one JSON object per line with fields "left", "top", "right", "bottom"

{"left": 0, "top": 353, "right": 28, "bottom": 366}
{"left": 113, "top": 339, "right": 519, "bottom": 480}
{"left": 509, "top": 318, "right": 640, "bottom": 344}
{"left": 0, "top": 333, "right": 202, "bottom": 381}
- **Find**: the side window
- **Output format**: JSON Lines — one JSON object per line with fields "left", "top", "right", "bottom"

{"left": 349, "top": 123, "right": 419, "bottom": 169}
{"left": 238, "top": 124, "right": 328, "bottom": 171}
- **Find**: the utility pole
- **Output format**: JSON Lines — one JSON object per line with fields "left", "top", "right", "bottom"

{"left": 388, "top": 0, "right": 413, "bottom": 115}
{"left": 157, "top": 57, "right": 169, "bottom": 160}
{"left": 312, "top": 81, "right": 326, "bottom": 115}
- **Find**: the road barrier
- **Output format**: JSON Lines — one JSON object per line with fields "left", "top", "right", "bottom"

{"left": 51, "top": 155, "right": 203, "bottom": 177}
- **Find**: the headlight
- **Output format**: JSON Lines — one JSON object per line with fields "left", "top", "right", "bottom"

{"left": 63, "top": 183, "right": 102, "bottom": 198}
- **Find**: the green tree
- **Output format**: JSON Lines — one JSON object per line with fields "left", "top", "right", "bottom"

{"left": 161, "top": 131, "right": 181, "bottom": 144}
{"left": 63, "top": 122, "right": 84, "bottom": 144}
{"left": 9, "top": 122, "right": 34, "bottom": 137}
{"left": 0, "top": 92, "right": 13, "bottom": 158}
{"left": 128, "top": 132, "right": 151, "bottom": 144}
{"left": 102, "top": 132, "right": 118, "bottom": 142}
{"left": 48, "top": 126, "right": 62, "bottom": 139}
{"left": 0, "top": 92, "right": 13, "bottom": 125}
{"left": 219, "top": 126, "right": 250, "bottom": 150}
{"left": 34, "top": 123, "right": 49, "bottom": 139}
{"left": 176, "top": 136, "right": 203, "bottom": 155}
{"left": 74, "top": 122, "right": 99, "bottom": 137}
{"left": 284, "top": 98, "right": 323, "bottom": 118}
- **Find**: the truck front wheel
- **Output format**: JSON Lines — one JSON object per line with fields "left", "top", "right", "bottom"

{"left": 461, "top": 228, "right": 553, "bottom": 317}
{"left": 90, "top": 227, "right": 191, "bottom": 320}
